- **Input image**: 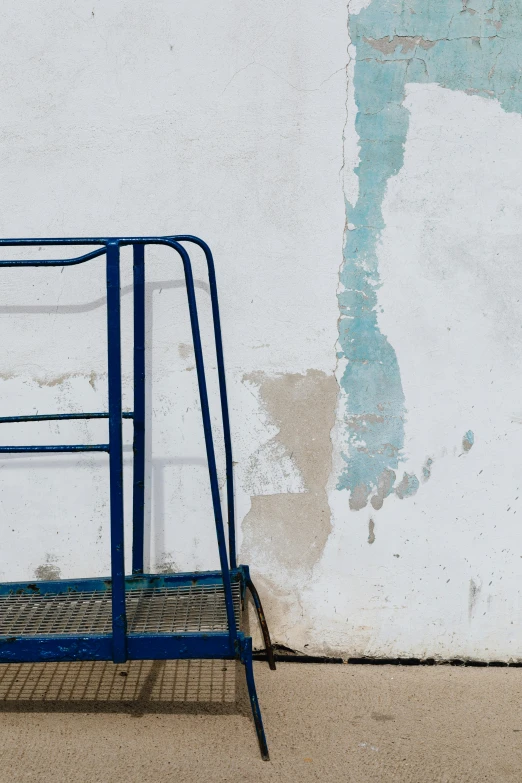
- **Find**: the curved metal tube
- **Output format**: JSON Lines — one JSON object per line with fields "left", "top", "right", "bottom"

{"left": 246, "top": 578, "right": 276, "bottom": 670}
{"left": 139, "top": 238, "right": 238, "bottom": 643}
{"left": 167, "top": 235, "right": 236, "bottom": 570}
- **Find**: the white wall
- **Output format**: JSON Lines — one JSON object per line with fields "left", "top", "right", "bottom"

{"left": 1, "top": 0, "right": 522, "bottom": 660}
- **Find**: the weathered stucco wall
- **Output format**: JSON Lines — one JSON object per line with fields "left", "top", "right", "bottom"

{"left": 1, "top": 0, "right": 522, "bottom": 660}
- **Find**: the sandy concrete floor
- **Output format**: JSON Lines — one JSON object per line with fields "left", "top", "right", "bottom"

{"left": 0, "top": 659, "right": 520, "bottom": 782}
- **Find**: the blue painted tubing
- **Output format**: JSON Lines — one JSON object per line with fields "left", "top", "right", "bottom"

{"left": 106, "top": 241, "right": 127, "bottom": 664}
{"left": 0, "top": 232, "right": 236, "bottom": 569}
{"left": 241, "top": 636, "right": 270, "bottom": 759}
{"left": 0, "top": 444, "right": 109, "bottom": 453}
{"left": 0, "top": 246, "right": 107, "bottom": 267}
{"left": 170, "top": 236, "right": 237, "bottom": 570}
{"left": 127, "top": 633, "right": 236, "bottom": 661}
{"left": 0, "top": 238, "right": 110, "bottom": 245}
{"left": 0, "top": 568, "right": 247, "bottom": 596}
{"left": 0, "top": 636, "right": 114, "bottom": 663}
{"left": 0, "top": 633, "right": 240, "bottom": 664}
{"left": 0, "top": 412, "right": 133, "bottom": 423}
{"left": 0, "top": 235, "right": 238, "bottom": 645}
{"left": 145, "top": 239, "right": 238, "bottom": 643}
{"left": 132, "top": 244, "right": 146, "bottom": 574}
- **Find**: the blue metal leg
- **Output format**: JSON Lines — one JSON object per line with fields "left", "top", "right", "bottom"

{"left": 132, "top": 243, "right": 146, "bottom": 574}
{"left": 106, "top": 241, "right": 127, "bottom": 664}
{"left": 162, "top": 240, "right": 238, "bottom": 646}
{"left": 246, "top": 578, "right": 276, "bottom": 670}
{"left": 170, "top": 236, "right": 237, "bottom": 569}
{"left": 241, "top": 636, "right": 270, "bottom": 760}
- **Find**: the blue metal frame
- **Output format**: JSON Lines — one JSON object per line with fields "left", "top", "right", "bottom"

{"left": 0, "top": 235, "right": 273, "bottom": 758}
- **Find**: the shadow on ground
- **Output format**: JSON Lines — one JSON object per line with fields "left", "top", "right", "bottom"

{"left": 0, "top": 658, "right": 250, "bottom": 717}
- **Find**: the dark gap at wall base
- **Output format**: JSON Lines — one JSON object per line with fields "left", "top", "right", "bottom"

{"left": 252, "top": 645, "right": 522, "bottom": 667}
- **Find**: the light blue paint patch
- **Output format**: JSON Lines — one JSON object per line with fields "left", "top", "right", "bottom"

{"left": 395, "top": 472, "right": 420, "bottom": 500}
{"left": 339, "top": 0, "right": 522, "bottom": 509}
{"left": 463, "top": 430, "right": 475, "bottom": 452}
{"left": 422, "top": 458, "right": 433, "bottom": 482}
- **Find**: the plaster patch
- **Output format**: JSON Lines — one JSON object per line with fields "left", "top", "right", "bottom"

{"left": 370, "top": 468, "right": 396, "bottom": 510}
{"left": 349, "top": 482, "right": 369, "bottom": 511}
{"left": 364, "top": 35, "right": 436, "bottom": 55}
{"left": 241, "top": 370, "right": 337, "bottom": 572}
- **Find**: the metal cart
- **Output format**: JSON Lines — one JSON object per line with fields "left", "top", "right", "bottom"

{"left": 0, "top": 235, "right": 275, "bottom": 759}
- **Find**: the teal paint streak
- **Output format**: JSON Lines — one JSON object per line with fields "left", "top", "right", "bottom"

{"left": 339, "top": 0, "right": 522, "bottom": 508}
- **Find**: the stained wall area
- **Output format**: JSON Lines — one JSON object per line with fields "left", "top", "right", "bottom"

{"left": 0, "top": 0, "right": 521, "bottom": 660}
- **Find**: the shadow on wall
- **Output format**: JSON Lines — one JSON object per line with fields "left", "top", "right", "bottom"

{"left": 0, "top": 274, "right": 216, "bottom": 576}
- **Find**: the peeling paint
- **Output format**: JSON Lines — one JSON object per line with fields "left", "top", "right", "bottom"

{"left": 395, "top": 472, "right": 420, "bottom": 500}
{"left": 368, "top": 518, "right": 375, "bottom": 544}
{"left": 340, "top": 0, "right": 522, "bottom": 509}
{"left": 364, "top": 35, "right": 436, "bottom": 55}
{"left": 370, "top": 468, "right": 395, "bottom": 510}
{"left": 241, "top": 370, "right": 337, "bottom": 572}
{"left": 463, "top": 430, "right": 475, "bottom": 452}
{"left": 422, "top": 458, "right": 433, "bottom": 483}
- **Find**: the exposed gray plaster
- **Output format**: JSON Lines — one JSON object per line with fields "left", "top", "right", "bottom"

{"left": 364, "top": 35, "right": 437, "bottom": 55}
{"left": 241, "top": 370, "right": 338, "bottom": 573}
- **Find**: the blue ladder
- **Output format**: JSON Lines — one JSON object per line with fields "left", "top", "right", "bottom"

{"left": 0, "top": 235, "right": 275, "bottom": 759}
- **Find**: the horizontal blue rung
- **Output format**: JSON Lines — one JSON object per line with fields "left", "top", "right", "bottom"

{"left": 0, "top": 247, "right": 107, "bottom": 268}
{"left": 0, "top": 412, "right": 134, "bottom": 424}
{"left": 0, "top": 444, "right": 109, "bottom": 453}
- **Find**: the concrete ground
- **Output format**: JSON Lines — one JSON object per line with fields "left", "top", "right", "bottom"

{"left": 0, "top": 660, "right": 521, "bottom": 782}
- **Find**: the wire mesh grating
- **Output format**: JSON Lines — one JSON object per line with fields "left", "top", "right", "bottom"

{"left": 0, "top": 582, "right": 241, "bottom": 637}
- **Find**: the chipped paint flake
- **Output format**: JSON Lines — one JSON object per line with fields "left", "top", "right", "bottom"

{"left": 463, "top": 430, "right": 475, "bottom": 452}
{"left": 395, "top": 472, "right": 420, "bottom": 500}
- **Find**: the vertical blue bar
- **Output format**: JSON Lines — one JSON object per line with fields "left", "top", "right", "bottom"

{"left": 106, "top": 241, "right": 127, "bottom": 663}
{"left": 169, "top": 237, "right": 237, "bottom": 568}
{"left": 132, "top": 244, "right": 145, "bottom": 574}
{"left": 168, "top": 241, "right": 238, "bottom": 641}
{"left": 197, "top": 241, "right": 237, "bottom": 569}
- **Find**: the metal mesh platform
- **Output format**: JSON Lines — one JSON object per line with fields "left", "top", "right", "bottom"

{"left": 0, "top": 582, "right": 241, "bottom": 637}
